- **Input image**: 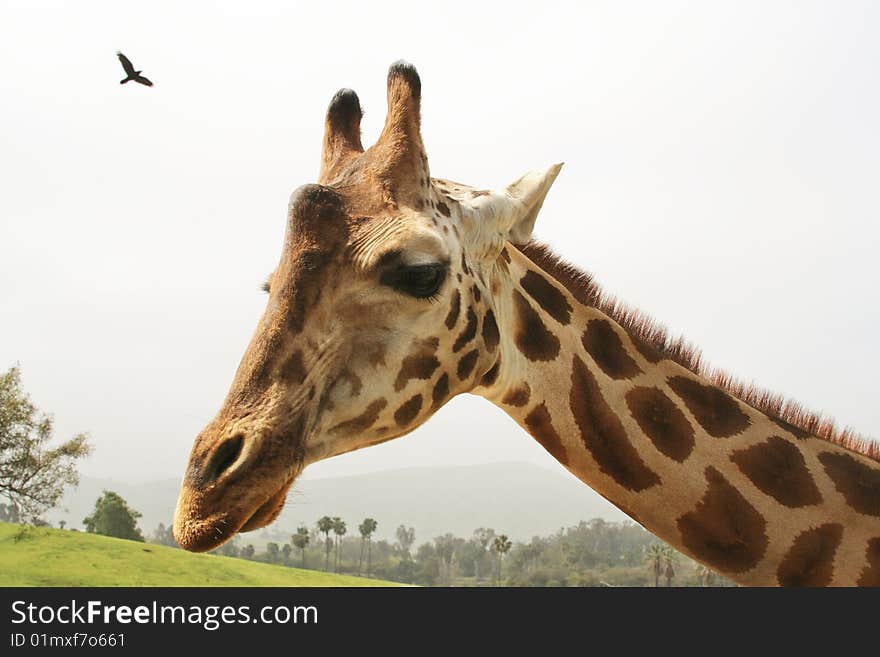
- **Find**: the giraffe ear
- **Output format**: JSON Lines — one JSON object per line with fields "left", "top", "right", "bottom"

{"left": 501, "top": 163, "right": 563, "bottom": 244}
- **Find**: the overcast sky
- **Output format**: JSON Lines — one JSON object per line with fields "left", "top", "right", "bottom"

{"left": 1, "top": 1, "right": 878, "bottom": 485}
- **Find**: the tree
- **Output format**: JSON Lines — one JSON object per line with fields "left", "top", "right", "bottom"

{"left": 0, "top": 502, "right": 20, "bottom": 523}
{"left": 242, "top": 544, "right": 255, "bottom": 560}
{"left": 646, "top": 543, "right": 665, "bottom": 587}
{"left": 151, "top": 522, "right": 177, "bottom": 547}
{"left": 435, "top": 534, "right": 457, "bottom": 585}
{"left": 317, "top": 516, "right": 334, "bottom": 571}
{"left": 359, "top": 518, "right": 378, "bottom": 576}
{"left": 266, "top": 542, "right": 280, "bottom": 563}
{"left": 492, "top": 534, "right": 512, "bottom": 584}
{"left": 395, "top": 525, "right": 415, "bottom": 559}
{"left": 0, "top": 365, "right": 91, "bottom": 521}
{"left": 332, "top": 517, "right": 346, "bottom": 572}
{"left": 662, "top": 546, "right": 677, "bottom": 587}
{"left": 83, "top": 490, "right": 143, "bottom": 541}
{"left": 58, "top": 520, "right": 66, "bottom": 530}
{"left": 213, "top": 537, "right": 239, "bottom": 557}
{"left": 281, "top": 543, "right": 292, "bottom": 565}
{"left": 473, "top": 528, "right": 495, "bottom": 581}
{"left": 292, "top": 526, "right": 310, "bottom": 567}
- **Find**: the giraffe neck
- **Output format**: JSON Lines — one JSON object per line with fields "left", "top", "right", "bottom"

{"left": 476, "top": 244, "right": 880, "bottom": 586}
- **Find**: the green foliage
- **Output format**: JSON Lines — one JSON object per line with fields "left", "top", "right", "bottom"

{"left": 357, "top": 517, "right": 378, "bottom": 575}
{"left": 0, "top": 522, "right": 402, "bottom": 586}
{"left": 317, "top": 515, "right": 333, "bottom": 571}
{"left": 122, "top": 510, "right": 737, "bottom": 587}
{"left": 291, "top": 526, "right": 310, "bottom": 567}
{"left": 395, "top": 525, "right": 415, "bottom": 557}
{"left": 83, "top": 491, "right": 144, "bottom": 542}
{"left": 212, "top": 536, "right": 240, "bottom": 558}
{"left": 150, "top": 522, "right": 177, "bottom": 548}
{"left": 0, "top": 365, "right": 91, "bottom": 521}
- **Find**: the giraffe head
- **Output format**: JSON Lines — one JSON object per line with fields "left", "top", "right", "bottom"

{"left": 173, "top": 61, "right": 562, "bottom": 551}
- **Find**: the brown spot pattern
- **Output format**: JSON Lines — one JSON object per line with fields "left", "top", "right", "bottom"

{"left": 436, "top": 201, "right": 451, "bottom": 217}
{"left": 582, "top": 319, "right": 643, "bottom": 380}
{"left": 677, "top": 466, "right": 768, "bottom": 574}
{"left": 512, "top": 291, "right": 560, "bottom": 361}
{"left": 331, "top": 399, "right": 387, "bottom": 434}
{"left": 520, "top": 271, "right": 572, "bottom": 325}
{"left": 453, "top": 307, "right": 478, "bottom": 353}
{"left": 481, "top": 309, "right": 500, "bottom": 352}
{"left": 731, "top": 436, "right": 822, "bottom": 508}
{"left": 625, "top": 386, "right": 695, "bottom": 462}
{"left": 394, "top": 353, "right": 440, "bottom": 392}
{"left": 632, "top": 338, "right": 664, "bottom": 364}
{"left": 668, "top": 376, "right": 751, "bottom": 438}
{"left": 500, "top": 247, "right": 511, "bottom": 263}
{"left": 502, "top": 384, "right": 531, "bottom": 407}
{"left": 445, "top": 289, "right": 461, "bottom": 329}
{"left": 279, "top": 350, "right": 307, "bottom": 384}
{"left": 776, "top": 523, "right": 843, "bottom": 586}
{"left": 457, "top": 350, "right": 479, "bottom": 381}
{"left": 570, "top": 356, "right": 660, "bottom": 492}
{"left": 524, "top": 403, "right": 569, "bottom": 466}
{"left": 431, "top": 373, "right": 449, "bottom": 410}
{"left": 770, "top": 416, "right": 811, "bottom": 440}
{"left": 858, "top": 537, "right": 880, "bottom": 586}
{"left": 472, "top": 284, "right": 481, "bottom": 303}
{"left": 394, "top": 394, "right": 423, "bottom": 427}
{"left": 818, "top": 451, "right": 880, "bottom": 517}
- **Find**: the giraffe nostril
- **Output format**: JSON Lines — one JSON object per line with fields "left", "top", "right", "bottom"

{"left": 206, "top": 435, "right": 244, "bottom": 484}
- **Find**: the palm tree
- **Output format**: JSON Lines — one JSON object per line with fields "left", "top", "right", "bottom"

{"left": 663, "top": 548, "right": 676, "bottom": 587}
{"left": 317, "top": 516, "right": 334, "bottom": 571}
{"left": 646, "top": 543, "right": 665, "bottom": 587}
{"left": 358, "top": 518, "right": 378, "bottom": 576}
{"left": 332, "top": 517, "right": 346, "bottom": 572}
{"left": 292, "top": 526, "right": 310, "bottom": 568}
{"left": 492, "top": 534, "right": 512, "bottom": 585}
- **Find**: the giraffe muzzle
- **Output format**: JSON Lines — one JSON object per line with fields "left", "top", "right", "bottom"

{"left": 173, "top": 421, "right": 305, "bottom": 552}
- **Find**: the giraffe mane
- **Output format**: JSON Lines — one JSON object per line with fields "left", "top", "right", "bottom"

{"left": 513, "top": 240, "right": 880, "bottom": 463}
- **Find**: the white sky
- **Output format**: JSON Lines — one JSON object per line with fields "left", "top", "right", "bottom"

{"left": 1, "top": 1, "right": 878, "bottom": 483}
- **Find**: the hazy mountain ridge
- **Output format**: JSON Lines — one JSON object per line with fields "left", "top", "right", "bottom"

{"left": 47, "top": 462, "right": 627, "bottom": 543}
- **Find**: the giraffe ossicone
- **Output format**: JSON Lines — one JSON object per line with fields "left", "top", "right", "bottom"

{"left": 174, "top": 62, "right": 880, "bottom": 587}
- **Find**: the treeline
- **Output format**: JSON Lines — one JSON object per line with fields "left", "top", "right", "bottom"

{"left": 150, "top": 516, "right": 734, "bottom": 587}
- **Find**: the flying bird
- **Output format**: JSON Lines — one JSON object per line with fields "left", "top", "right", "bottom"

{"left": 117, "top": 51, "right": 153, "bottom": 87}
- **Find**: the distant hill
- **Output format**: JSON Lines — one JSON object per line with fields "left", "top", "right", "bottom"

{"left": 0, "top": 522, "right": 400, "bottom": 586}
{"left": 46, "top": 462, "right": 628, "bottom": 545}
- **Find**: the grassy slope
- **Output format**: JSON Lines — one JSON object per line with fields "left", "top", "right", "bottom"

{"left": 0, "top": 522, "right": 400, "bottom": 587}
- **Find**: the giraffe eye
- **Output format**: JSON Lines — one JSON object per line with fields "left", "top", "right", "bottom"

{"left": 381, "top": 263, "right": 447, "bottom": 299}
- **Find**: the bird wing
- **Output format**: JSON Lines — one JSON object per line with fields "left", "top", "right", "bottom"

{"left": 117, "top": 51, "right": 135, "bottom": 76}
{"left": 135, "top": 75, "right": 153, "bottom": 87}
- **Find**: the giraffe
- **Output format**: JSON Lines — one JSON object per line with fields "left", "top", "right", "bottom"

{"left": 173, "top": 61, "right": 880, "bottom": 586}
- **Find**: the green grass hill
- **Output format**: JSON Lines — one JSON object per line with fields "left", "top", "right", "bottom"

{"left": 0, "top": 522, "right": 401, "bottom": 587}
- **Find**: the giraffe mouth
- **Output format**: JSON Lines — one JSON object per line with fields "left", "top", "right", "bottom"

{"left": 174, "top": 478, "right": 295, "bottom": 552}
{"left": 239, "top": 480, "right": 292, "bottom": 533}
